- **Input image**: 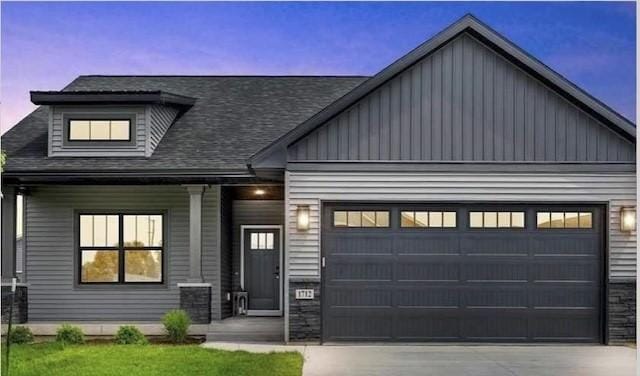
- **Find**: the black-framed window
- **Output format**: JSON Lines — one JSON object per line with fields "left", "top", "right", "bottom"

{"left": 536, "top": 211, "right": 592, "bottom": 229}
{"left": 79, "top": 213, "right": 163, "bottom": 284}
{"left": 400, "top": 211, "right": 457, "bottom": 228}
{"left": 333, "top": 211, "right": 390, "bottom": 228}
{"left": 469, "top": 211, "right": 525, "bottom": 229}
{"left": 68, "top": 119, "right": 131, "bottom": 141}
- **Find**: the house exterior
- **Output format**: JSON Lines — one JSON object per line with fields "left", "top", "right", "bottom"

{"left": 1, "top": 15, "right": 636, "bottom": 344}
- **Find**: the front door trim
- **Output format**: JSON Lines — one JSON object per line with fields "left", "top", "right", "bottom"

{"left": 240, "top": 225, "right": 283, "bottom": 316}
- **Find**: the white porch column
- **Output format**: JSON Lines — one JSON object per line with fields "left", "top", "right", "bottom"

{"left": 184, "top": 184, "right": 208, "bottom": 283}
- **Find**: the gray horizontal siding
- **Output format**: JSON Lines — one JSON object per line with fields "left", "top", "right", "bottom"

{"left": 286, "top": 172, "right": 636, "bottom": 280}
{"left": 289, "top": 33, "right": 634, "bottom": 163}
{"left": 232, "top": 200, "right": 284, "bottom": 291}
{"left": 24, "top": 185, "right": 219, "bottom": 321}
{"left": 49, "top": 105, "right": 147, "bottom": 157}
{"left": 147, "top": 105, "right": 179, "bottom": 156}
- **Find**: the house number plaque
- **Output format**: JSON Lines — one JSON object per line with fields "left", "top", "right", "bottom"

{"left": 295, "top": 289, "right": 314, "bottom": 300}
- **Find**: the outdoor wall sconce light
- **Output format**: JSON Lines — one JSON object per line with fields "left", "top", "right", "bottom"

{"left": 297, "top": 205, "right": 310, "bottom": 231}
{"left": 620, "top": 207, "right": 636, "bottom": 233}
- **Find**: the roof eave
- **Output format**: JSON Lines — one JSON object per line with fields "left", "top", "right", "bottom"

{"left": 30, "top": 91, "right": 197, "bottom": 109}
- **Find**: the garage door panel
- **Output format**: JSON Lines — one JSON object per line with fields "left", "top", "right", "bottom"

{"left": 395, "top": 312, "right": 461, "bottom": 340}
{"left": 462, "top": 261, "right": 528, "bottom": 282}
{"left": 464, "top": 287, "right": 528, "bottom": 308}
{"left": 396, "top": 261, "right": 460, "bottom": 282}
{"left": 395, "top": 235, "right": 460, "bottom": 255}
{"left": 461, "top": 235, "right": 531, "bottom": 256}
{"left": 326, "top": 287, "right": 393, "bottom": 308}
{"left": 325, "top": 234, "right": 393, "bottom": 255}
{"left": 530, "top": 314, "right": 600, "bottom": 341}
{"left": 531, "top": 236, "right": 600, "bottom": 256}
{"left": 531, "top": 286, "right": 599, "bottom": 308}
{"left": 325, "top": 308, "right": 394, "bottom": 340}
{"left": 530, "top": 261, "right": 600, "bottom": 282}
{"left": 462, "top": 314, "right": 529, "bottom": 340}
{"left": 328, "top": 258, "right": 393, "bottom": 282}
{"left": 396, "top": 287, "right": 460, "bottom": 308}
{"left": 322, "top": 203, "right": 603, "bottom": 343}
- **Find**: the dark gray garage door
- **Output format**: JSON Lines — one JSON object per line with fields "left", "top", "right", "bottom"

{"left": 322, "top": 203, "right": 604, "bottom": 343}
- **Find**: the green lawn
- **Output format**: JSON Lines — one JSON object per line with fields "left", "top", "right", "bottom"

{"left": 5, "top": 342, "right": 303, "bottom": 376}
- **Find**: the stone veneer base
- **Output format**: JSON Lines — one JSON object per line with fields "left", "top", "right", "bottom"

{"left": 608, "top": 281, "right": 636, "bottom": 344}
{"left": 179, "top": 286, "right": 211, "bottom": 324}
{"left": 289, "top": 280, "right": 321, "bottom": 342}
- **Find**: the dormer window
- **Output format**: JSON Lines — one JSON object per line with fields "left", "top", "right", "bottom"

{"left": 69, "top": 119, "right": 131, "bottom": 141}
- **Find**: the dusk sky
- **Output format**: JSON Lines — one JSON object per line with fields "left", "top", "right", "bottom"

{"left": 1, "top": 2, "right": 636, "bottom": 134}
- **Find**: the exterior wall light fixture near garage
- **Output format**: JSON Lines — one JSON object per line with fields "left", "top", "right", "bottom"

{"left": 297, "top": 205, "right": 310, "bottom": 231}
{"left": 620, "top": 207, "right": 636, "bottom": 232}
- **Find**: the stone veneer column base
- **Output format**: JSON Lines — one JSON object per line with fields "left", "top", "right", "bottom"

{"left": 289, "top": 280, "right": 321, "bottom": 342}
{"left": 608, "top": 281, "right": 636, "bottom": 344}
{"left": 179, "top": 284, "right": 211, "bottom": 324}
{"left": 1, "top": 285, "right": 28, "bottom": 324}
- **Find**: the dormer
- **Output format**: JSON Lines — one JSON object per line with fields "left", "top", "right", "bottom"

{"left": 31, "top": 90, "right": 196, "bottom": 157}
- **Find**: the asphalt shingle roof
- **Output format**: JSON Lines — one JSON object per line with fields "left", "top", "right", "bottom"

{"left": 2, "top": 75, "right": 367, "bottom": 173}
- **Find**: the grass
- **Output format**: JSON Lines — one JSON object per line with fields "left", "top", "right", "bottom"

{"left": 5, "top": 342, "right": 303, "bottom": 376}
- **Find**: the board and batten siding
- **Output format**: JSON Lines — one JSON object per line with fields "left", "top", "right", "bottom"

{"left": 24, "top": 185, "right": 220, "bottom": 321}
{"left": 289, "top": 33, "right": 634, "bottom": 163}
{"left": 286, "top": 172, "right": 636, "bottom": 281}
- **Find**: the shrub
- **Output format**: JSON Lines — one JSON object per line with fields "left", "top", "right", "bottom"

{"left": 8, "top": 326, "right": 34, "bottom": 344}
{"left": 55, "top": 324, "right": 84, "bottom": 345}
{"left": 162, "top": 309, "right": 191, "bottom": 343}
{"left": 115, "top": 325, "right": 148, "bottom": 345}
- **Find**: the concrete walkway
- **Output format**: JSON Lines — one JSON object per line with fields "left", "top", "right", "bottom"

{"left": 202, "top": 342, "right": 636, "bottom": 376}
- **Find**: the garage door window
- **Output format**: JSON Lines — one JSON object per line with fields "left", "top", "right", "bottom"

{"left": 537, "top": 212, "right": 592, "bottom": 229}
{"left": 334, "top": 211, "right": 389, "bottom": 228}
{"left": 400, "top": 211, "right": 456, "bottom": 228}
{"left": 469, "top": 211, "right": 525, "bottom": 228}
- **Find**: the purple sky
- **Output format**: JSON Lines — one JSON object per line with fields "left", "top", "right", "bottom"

{"left": 1, "top": 2, "right": 636, "bottom": 134}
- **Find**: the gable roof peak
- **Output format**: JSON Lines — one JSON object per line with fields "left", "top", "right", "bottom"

{"left": 250, "top": 14, "right": 635, "bottom": 168}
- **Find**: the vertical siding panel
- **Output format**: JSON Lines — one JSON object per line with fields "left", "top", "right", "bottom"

{"left": 483, "top": 50, "right": 494, "bottom": 160}
{"left": 422, "top": 58, "right": 433, "bottom": 159}
{"left": 503, "top": 61, "right": 515, "bottom": 160}
{"left": 369, "top": 91, "right": 381, "bottom": 160}
{"left": 545, "top": 93, "right": 557, "bottom": 161}
{"left": 442, "top": 45, "right": 453, "bottom": 160}
{"left": 390, "top": 79, "right": 402, "bottom": 160}
{"left": 411, "top": 66, "right": 422, "bottom": 160}
{"left": 452, "top": 36, "right": 463, "bottom": 160}
{"left": 306, "top": 132, "right": 318, "bottom": 160}
{"left": 432, "top": 51, "right": 443, "bottom": 160}
{"left": 462, "top": 36, "right": 474, "bottom": 160}
{"left": 400, "top": 71, "right": 412, "bottom": 160}
{"left": 358, "top": 99, "right": 370, "bottom": 160}
{"left": 534, "top": 84, "right": 546, "bottom": 161}
{"left": 338, "top": 115, "right": 349, "bottom": 160}
{"left": 317, "top": 124, "right": 328, "bottom": 160}
{"left": 555, "top": 101, "right": 566, "bottom": 161}
{"left": 380, "top": 85, "right": 391, "bottom": 159}
{"left": 327, "top": 120, "right": 338, "bottom": 160}
{"left": 576, "top": 112, "right": 587, "bottom": 160}
{"left": 284, "top": 31, "right": 634, "bottom": 164}
{"left": 494, "top": 57, "right": 504, "bottom": 160}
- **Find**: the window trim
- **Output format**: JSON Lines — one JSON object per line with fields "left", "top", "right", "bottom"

{"left": 77, "top": 212, "right": 165, "bottom": 285}
{"left": 63, "top": 113, "right": 136, "bottom": 146}
{"left": 400, "top": 210, "right": 458, "bottom": 229}
{"left": 468, "top": 211, "right": 526, "bottom": 229}
{"left": 535, "top": 211, "right": 594, "bottom": 230}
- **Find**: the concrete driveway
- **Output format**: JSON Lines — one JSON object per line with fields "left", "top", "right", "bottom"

{"left": 303, "top": 345, "right": 635, "bottom": 376}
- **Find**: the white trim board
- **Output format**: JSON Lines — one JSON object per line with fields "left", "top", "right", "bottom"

{"left": 240, "top": 225, "right": 284, "bottom": 316}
